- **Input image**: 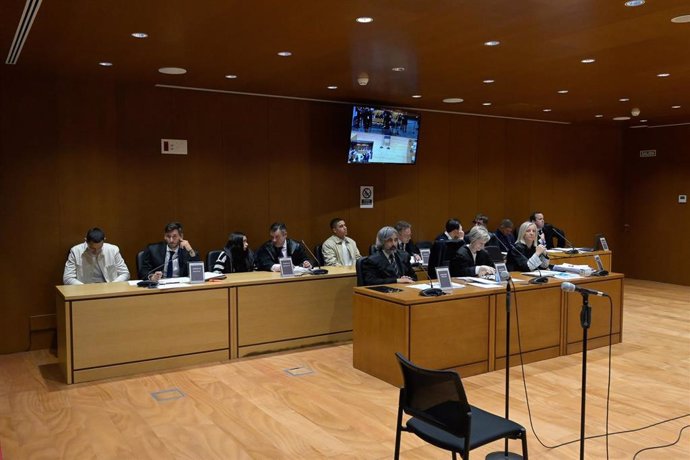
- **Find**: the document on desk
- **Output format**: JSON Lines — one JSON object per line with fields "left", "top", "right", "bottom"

{"left": 521, "top": 270, "right": 560, "bottom": 277}
{"left": 157, "top": 283, "right": 193, "bottom": 289}
{"left": 408, "top": 282, "right": 465, "bottom": 290}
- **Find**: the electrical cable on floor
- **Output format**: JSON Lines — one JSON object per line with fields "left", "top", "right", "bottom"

{"left": 632, "top": 424, "right": 690, "bottom": 459}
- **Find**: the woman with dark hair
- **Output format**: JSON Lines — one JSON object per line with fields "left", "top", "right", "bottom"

{"left": 213, "top": 232, "right": 255, "bottom": 273}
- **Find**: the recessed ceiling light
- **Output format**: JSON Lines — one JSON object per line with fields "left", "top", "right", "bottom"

{"left": 543, "top": 108, "right": 552, "bottom": 112}
{"left": 640, "top": 119, "right": 648, "bottom": 122}
{"left": 624, "top": 0, "right": 645, "bottom": 7}
{"left": 277, "top": 51, "right": 292, "bottom": 57}
{"left": 595, "top": 114, "right": 604, "bottom": 118}
{"left": 656, "top": 72, "right": 670, "bottom": 77}
{"left": 327, "top": 85, "right": 338, "bottom": 90}
{"left": 131, "top": 32, "right": 148, "bottom": 39}
{"left": 443, "top": 98, "right": 464, "bottom": 103}
{"left": 671, "top": 105, "right": 681, "bottom": 109}
{"left": 671, "top": 15, "right": 690, "bottom": 23}
{"left": 613, "top": 116, "right": 631, "bottom": 120}
{"left": 619, "top": 97, "right": 630, "bottom": 102}
{"left": 98, "top": 61, "right": 113, "bottom": 67}
{"left": 484, "top": 40, "right": 500, "bottom": 46}
{"left": 482, "top": 102, "right": 492, "bottom": 106}
{"left": 225, "top": 74, "right": 237, "bottom": 79}
{"left": 356, "top": 17, "right": 373, "bottom": 23}
{"left": 581, "top": 58, "right": 596, "bottom": 64}
{"left": 483, "top": 79, "right": 495, "bottom": 84}
{"left": 411, "top": 94, "right": 422, "bottom": 99}
{"left": 392, "top": 67, "right": 405, "bottom": 72}
{"left": 557, "top": 90, "right": 569, "bottom": 94}
{"left": 158, "top": 67, "right": 187, "bottom": 75}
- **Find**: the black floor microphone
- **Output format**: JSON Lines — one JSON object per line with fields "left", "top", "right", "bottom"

{"left": 561, "top": 281, "right": 608, "bottom": 297}
{"left": 300, "top": 240, "right": 329, "bottom": 275}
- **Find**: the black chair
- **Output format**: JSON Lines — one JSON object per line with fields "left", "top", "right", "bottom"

{"left": 314, "top": 245, "right": 325, "bottom": 266}
{"left": 484, "top": 245, "right": 505, "bottom": 264}
{"left": 394, "top": 352, "right": 528, "bottom": 460}
{"left": 355, "top": 256, "right": 367, "bottom": 286}
{"left": 428, "top": 240, "right": 464, "bottom": 278}
{"left": 136, "top": 250, "right": 145, "bottom": 279}
{"left": 206, "top": 250, "right": 223, "bottom": 271}
{"left": 416, "top": 240, "right": 432, "bottom": 250}
{"left": 369, "top": 244, "right": 379, "bottom": 256}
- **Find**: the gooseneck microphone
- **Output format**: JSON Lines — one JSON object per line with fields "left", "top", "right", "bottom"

{"left": 137, "top": 262, "right": 166, "bottom": 288}
{"left": 551, "top": 227, "right": 579, "bottom": 254}
{"left": 561, "top": 281, "right": 608, "bottom": 297}
{"left": 300, "top": 240, "right": 329, "bottom": 275}
{"left": 418, "top": 260, "right": 444, "bottom": 297}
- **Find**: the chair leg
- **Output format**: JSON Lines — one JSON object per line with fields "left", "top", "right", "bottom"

{"left": 521, "top": 430, "right": 528, "bottom": 460}
{"left": 394, "top": 405, "right": 403, "bottom": 460}
{"left": 451, "top": 452, "right": 457, "bottom": 460}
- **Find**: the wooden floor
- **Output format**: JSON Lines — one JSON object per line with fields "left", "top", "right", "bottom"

{"left": 0, "top": 279, "right": 688, "bottom": 459}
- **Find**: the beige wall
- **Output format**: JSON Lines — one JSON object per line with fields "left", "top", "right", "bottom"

{"left": 1, "top": 71, "right": 631, "bottom": 353}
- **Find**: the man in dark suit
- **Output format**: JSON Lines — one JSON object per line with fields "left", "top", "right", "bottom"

{"left": 435, "top": 218, "right": 465, "bottom": 242}
{"left": 493, "top": 218, "right": 516, "bottom": 252}
{"left": 139, "top": 222, "right": 201, "bottom": 280}
{"left": 529, "top": 211, "right": 566, "bottom": 249}
{"left": 361, "top": 226, "right": 417, "bottom": 286}
{"left": 394, "top": 220, "right": 421, "bottom": 263}
{"left": 255, "top": 222, "right": 312, "bottom": 272}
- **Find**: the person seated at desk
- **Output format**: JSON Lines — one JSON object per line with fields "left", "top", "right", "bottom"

{"left": 529, "top": 211, "right": 566, "bottom": 249}
{"left": 506, "top": 221, "right": 550, "bottom": 272}
{"left": 395, "top": 220, "right": 422, "bottom": 263}
{"left": 255, "top": 222, "right": 312, "bottom": 272}
{"left": 213, "top": 232, "right": 255, "bottom": 273}
{"left": 361, "top": 226, "right": 417, "bottom": 286}
{"left": 466, "top": 213, "right": 499, "bottom": 247}
{"left": 63, "top": 227, "right": 130, "bottom": 285}
{"left": 449, "top": 226, "right": 496, "bottom": 277}
{"left": 435, "top": 218, "right": 465, "bottom": 242}
{"left": 321, "top": 218, "right": 361, "bottom": 266}
{"left": 493, "top": 218, "right": 516, "bottom": 252}
{"left": 139, "top": 221, "right": 200, "bottom": 281}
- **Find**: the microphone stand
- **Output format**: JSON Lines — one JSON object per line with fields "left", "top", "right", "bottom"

{"left": 552, "top": 227, "right": 578, "bottom": 254}
{"left": 578, "top": 292, "right": 592, "bottom": 460}
{"left": 487, "top": 279, "right": 523, "bottom": 459}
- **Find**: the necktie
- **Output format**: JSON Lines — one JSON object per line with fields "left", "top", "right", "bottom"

{"left": 389, "top": 254, "right": 400, "bottom": 276}
{"left": 166, "top": 250, "right": 174, "bottom": 278}
{"left": 275, "top": 247, "right": 283, "bottom": 261}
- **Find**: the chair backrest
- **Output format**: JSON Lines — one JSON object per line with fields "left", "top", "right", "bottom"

{"left": 428, "top": 240, "right": 464, "bottom": 278}
{"left": 416, "top": 240, "right": 432, "bottom": 250}
{"left": 136, "top": 250, "right": 145, "bottom": 279}
{"left": 207, "top": 250, "right": 223, "bottom": 270}
{"left": 395, "top": 352, "right": 471, "bottom": 437}
{"left": 314, "top": 245, "right": 325, "bottom": 266}
{"left": 355, "top": 256, "right": 367, "bottom": 286}
{"left": 369, "top": 244, "right": 379, "bottom": 256}
{"left": 484, "top": 245, "right": 505, "bottom": 264}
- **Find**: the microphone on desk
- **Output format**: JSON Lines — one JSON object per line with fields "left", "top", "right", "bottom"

{"left": 300, "top": 240, "right": 329, "bottom": 275}
{"left": 561, "top": 281, "right": 608, "bottom": 297}
{"left": 552, "top": 227, "right": 579, "bottom": 254}
{"left": 418, "top": 257, "right": 444, "bottom": 297}
{"left": 590, "top": 254, "right": 609, "bottom": 277}
{"left": 137, "top": 263, "right": 165, "bottom": 288}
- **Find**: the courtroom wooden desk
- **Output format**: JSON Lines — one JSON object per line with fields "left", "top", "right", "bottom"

{"left": 56, "top": 267, "right": 356, "bottom": 384}
{"left": 548, "top": 249, "right": 612, "bottom": 272}
{"left": 352, "top": 272, "right": 623, "bottom": 386}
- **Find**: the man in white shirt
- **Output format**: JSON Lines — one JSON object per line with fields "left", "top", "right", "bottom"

{"left": 63, "top": 228, "right": 130, "bottom": 285}
{"left": 321, "top": 218, "right": 362, "bottom": 266}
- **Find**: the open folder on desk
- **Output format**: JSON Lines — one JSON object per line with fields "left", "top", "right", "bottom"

{"left": 128, "top": 272, "right": 226, "bottom": 286}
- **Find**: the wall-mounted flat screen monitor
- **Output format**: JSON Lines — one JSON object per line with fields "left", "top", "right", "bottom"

{"left": 347, "top": 105, "right": 420, "bottom": 164}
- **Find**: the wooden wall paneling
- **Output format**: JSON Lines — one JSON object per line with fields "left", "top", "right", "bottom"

{"left": 416, "top": 112, "right": 451, "bottom": 241}
{"left": 348, "top": 163, "right": 388, "bottom": 252}
{"left": 0, "top": 72, "right": 61, "bottom": 352}
{"left": 475, "top": 117, "right": 507, "bottom": 228}
{"left": 451, "top": 116, "right": 481, "bottom": 223}
{"left": 503, "top": 120, "right": 535, "bottom": 226}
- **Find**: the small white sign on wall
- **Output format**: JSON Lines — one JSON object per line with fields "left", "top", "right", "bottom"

{"left": 161, "top": 139, "right": 188, "bottom": 155}
{"left": 360, "top": 186, "right": 374, "bottom": 208}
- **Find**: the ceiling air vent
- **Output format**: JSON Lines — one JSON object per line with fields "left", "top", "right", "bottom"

{"left": 5, "top": 0, "right": 43, "bottom": 65}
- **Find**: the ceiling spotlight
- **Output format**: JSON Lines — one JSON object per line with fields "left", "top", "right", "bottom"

{"left": 671, "top": 15, "right": 690, "bottom": 23}
{"left": 640, "top": 119, "right": 648, "bottom": 123}
{"left": 543, "top": 108, "right": 552, "bottom": 112}
{"left": 356, "top": 17, "right": 373, "bottom": 23}
{"left": 411, "top": 94, "right": 422, "bottom": 99}
{"left": 482, "top": 102, "right": 492, "bottom": 106}
{"left": 581, "top": 58, "right": 596, "bottom": 64}
{"left": 225, "top": 74, "right": 237, "bottom": 79}
{"left": 277, "top": 51, "right": 292, "bottom": 57}
{"left": 595, "top": 114, "right": 604, "bottom": 118}
{"left": 671, "top": 105, "right": 681, "bottom": 109}
{"left": 327, "top": 85, "right": 338, "bottom": 90}
{"left": 619, "top": 97, "right": 630, "bottom": 102}
{"left": 613, "top": 116, "right": 631, "bottom": 120}
{"left": 392, "top": 67, "right": 405, "bottom": 72}
{"left": 98, "top": 61, "right": 113, "bottom": 67}
{"left": 624, "top": 0, "right": 645, "bottom": 7}
{"left": 557, "top": 90, "right": 569, "bottom": 94}
{"left": 443, "top": 98, "right": 464, "bottom": 103}
{"left": 357, "top": 73, "right": 369, "bottom": 86}
{"left": 158, "top": 67, "right": 187, "bottom": 75}
{"left": 484, "top": 40, "right": 500, "bottom": 46}
{"left": 631, "top": 107, "right": 641, "bottom": 116}
{"left": 483, "top": 79, "right": 495, "bottom": 84}
{"left": 131, "top": 32, "right": 148, "bottom": 38}
{"left": 657, "top": 73, "right": 670, "bottom": 77}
